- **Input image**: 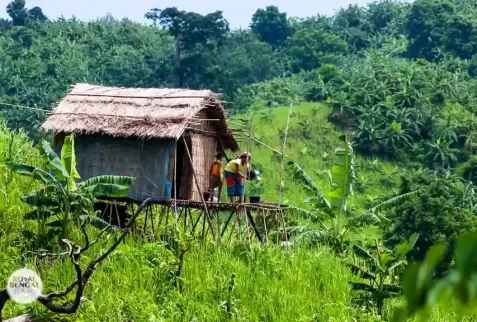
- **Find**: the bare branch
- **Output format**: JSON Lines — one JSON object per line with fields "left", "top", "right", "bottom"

{"left": 0, "top": 199, "right": 151, "bottom": 320}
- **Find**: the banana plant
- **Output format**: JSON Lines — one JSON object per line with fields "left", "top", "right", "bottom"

{"left": 287, "top": 136, "right": 420, "bottom": 253}
{"left": 6, "top": 135, "right": 136, "bottom": 240}
{"left": 349, "top": 233, "right": 419, "bottom": 317}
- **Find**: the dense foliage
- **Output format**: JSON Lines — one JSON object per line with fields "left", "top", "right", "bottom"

{"left": 384, "top": 172, "right": 477, "bottom": 275}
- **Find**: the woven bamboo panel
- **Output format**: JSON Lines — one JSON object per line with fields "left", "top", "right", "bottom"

{"left": 190, "top": 133, "right": 217, "bottom": 201}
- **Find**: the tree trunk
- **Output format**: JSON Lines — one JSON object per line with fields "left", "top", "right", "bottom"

{"left": 174, "top": 36, "right": 181, "bottom": 88}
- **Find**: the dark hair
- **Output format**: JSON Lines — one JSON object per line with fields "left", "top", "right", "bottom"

{"left": 215, "top": 152, "right": 223, "bottom": 159}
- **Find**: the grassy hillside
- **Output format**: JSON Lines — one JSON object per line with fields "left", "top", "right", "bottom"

{"left": 231, "top": 102, "right": 405, "bottom": 242}
{"left": 0, "top": 122, "right": 360, "bottom": 321}
{"left": 0, "top": 120, "right": 466, "bottom": 322}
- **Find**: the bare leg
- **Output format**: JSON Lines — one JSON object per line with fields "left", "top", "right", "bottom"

{"left": 218, "top": 182, "right": 223, "bottom": 202}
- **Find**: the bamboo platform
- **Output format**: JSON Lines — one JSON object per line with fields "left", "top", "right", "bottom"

{"left": 95, "top": 197, "right": 289, "bottom": 244}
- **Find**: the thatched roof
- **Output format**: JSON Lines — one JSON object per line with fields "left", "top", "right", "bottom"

{"left": 41, "top": 83, "right": 239, "bottom": 151}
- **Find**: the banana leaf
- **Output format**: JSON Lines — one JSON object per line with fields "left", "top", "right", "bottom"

{"left": 287, "top": 161, "right": 332, "bottom": 216}
{"left": 78, "top": 175, "right": 136, "bottom": 188}
{"left": 61, "top": 135, "right": 81, "bottom": 190}
{"left": 329, "top": 139, "right": 355, "bottom": 218}
{"left": 39, "top": 140, "right": 69, "bottom": 179}
{"left": 80, "top": 215, "right": 119, "bottom": 232}
{"left": 6, "top": 161, "right": 58, "bottom": 185}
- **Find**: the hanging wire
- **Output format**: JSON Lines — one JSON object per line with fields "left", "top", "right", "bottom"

{"left": 0, "top": 102, "right": 49, "bottom": 112}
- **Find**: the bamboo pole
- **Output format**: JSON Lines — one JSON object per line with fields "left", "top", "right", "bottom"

{"left": 173, "top": 143, "right": 179, "bottom": 236}
{"left": 243, "top": 116, "right": 253, "bottom": 247}
{"left": 278, "top": 103, "right": 293, "bottom": 243}
{"left": 240, "top": 132, "right": 289, "bottom": 158}
{"left": 182, "top": 136, "right": 217, "bottom": 242}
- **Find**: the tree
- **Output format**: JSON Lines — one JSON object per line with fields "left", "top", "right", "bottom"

{"left": 285, "top": 28, "right": 348, "bottom": 71}
{"left": 145, "top": 7, "right": 229, "bottom": 87}
{"left": 6, "top": 0, "right": 47, "bottom": 26}
{"left": 27, "top": 6, "right": 48, "bottom": 22}
{"left": 6, "top": 0, "right": 29, "bottom": 26}
{"left": 384, "top": 174, "right": 477, "bottom": 275}
{"left": 250, "top": 6, "right": 290, "bottom": 47}
{"left": 404, "top": 0, "right": 477, "bottom": 60}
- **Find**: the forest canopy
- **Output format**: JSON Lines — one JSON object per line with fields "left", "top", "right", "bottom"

{"left": 2, "top": 0, "right": 477, "bottom": 168}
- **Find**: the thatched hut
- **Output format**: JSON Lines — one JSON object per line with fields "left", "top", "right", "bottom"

{"left": 41, "top": 83, "right": 239, "bottom": 202}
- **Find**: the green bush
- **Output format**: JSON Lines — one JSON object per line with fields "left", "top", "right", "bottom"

{"left": 384, "top": 173, "right": 477, "bottom": 275}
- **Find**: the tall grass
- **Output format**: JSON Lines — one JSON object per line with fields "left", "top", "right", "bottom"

{"left": 0, "top": 114, "right": 468, "bottom": 321}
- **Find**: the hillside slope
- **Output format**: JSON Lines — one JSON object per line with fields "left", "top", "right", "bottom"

{"left": 232, "top": 102, "right": 404, "bottom": 211}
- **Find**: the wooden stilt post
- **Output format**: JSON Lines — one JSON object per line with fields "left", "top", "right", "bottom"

{"left": 182, "top": 136, "right": 216, "bottom": 242}
{"left": 221, "top": 208, "right": 236, "bottom": 238}
{"left": 245, "top": 207, "right": 263, "bottom": 243}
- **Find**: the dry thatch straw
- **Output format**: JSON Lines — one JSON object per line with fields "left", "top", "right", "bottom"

{"left": 41, "top": 83, "right": 238, "bottom": 150}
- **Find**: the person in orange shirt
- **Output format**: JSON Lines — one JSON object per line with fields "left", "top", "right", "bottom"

{"left": 209, "top": 152, "right": 224, "bottom": 202}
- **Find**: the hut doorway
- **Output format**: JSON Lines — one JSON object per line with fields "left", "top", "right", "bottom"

{"left": 172, "top": 136, "right": 193, "bottom": 200}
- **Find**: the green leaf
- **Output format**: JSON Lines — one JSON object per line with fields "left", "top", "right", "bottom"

{"left": 21, "top": 188, "right": 60, "bottom": 207}
{"left": 382, "top": 284, "right": 402, "bottom": 294}
{"left": 61, "top": 135, "right": 81, "bottom": 190}
{"left": 346, "top": 212, "right": 383, "bottom": 229}
{"left": 6, "top": 162, "right": 58, "bottom": 185}
{"left": 329, "top": 140, "right": 354, "bottom": 218}
{"left": 395, "top": 233, "right": 420, "bottom": 259}
{"left": 78, "top": 175, "right": 136, "bottom": 189}
{"left": 78, "top": 175, "right": 136, "bottom": 198}
{"left": 39, "top": 140, "right": 69, "bottom": 179}
{"left": 23, "top": 209, "right": 56, "bottom": 221}
{"left": 370, "top": 190, "right": 421, "bottom": 214}
{"left": 346, "top": 263, "right": 376, "bottom": 280}
{"left": 390, "top": 306, "right": 408, "bottom": 322}
{"left": 401, "top": 244, "right": 446, "bottom": 316}
{"left": 287, "top": 161, "right": 332, "bottom": 216}
{"left": 351, "top": 282, "right": 376, "bottom": 292}
{"left": 84, "top": 184, "right": 132, "bottom": 197}
{"left": 454, "top": 232, "right": 477, "bottom": 279}
{"left": 388, "top": 260, "right": 407, "bottom": 273}
{"left": 47, "top": 220, "right": 63, "bottom": 228}
{"left": 79, "top": 215, "right": 119, "bottom": 232}
{"left": 353, "top": 244, "right": 377, "bottom": 264}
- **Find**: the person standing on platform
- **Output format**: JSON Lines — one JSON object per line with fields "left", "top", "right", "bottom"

{"left": 224, "top": 152, "right": 251, "bottom": 203}
{"left": 208, "top": 152, "right": 224, "bottom": 202}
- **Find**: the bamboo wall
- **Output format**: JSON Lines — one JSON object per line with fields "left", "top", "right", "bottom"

{"left": 190, "top": 133, "right": 217, "bottom": 201}
{"left": 74, "top": 134, "right": 174, "bottom": 201}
